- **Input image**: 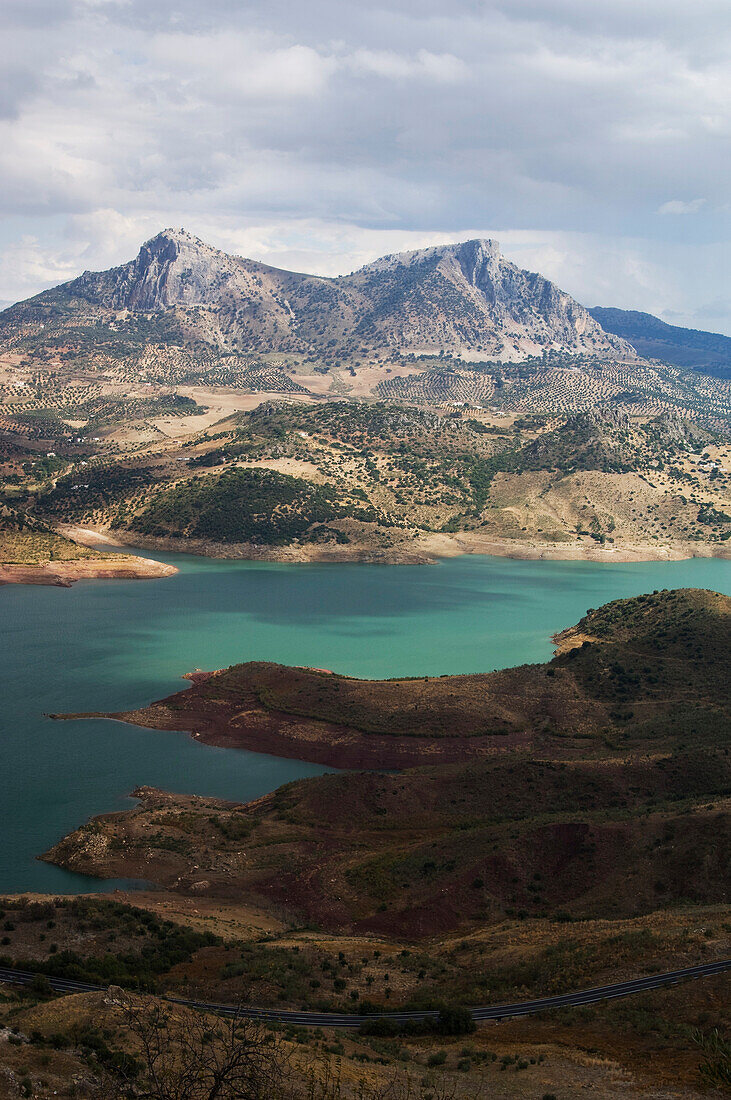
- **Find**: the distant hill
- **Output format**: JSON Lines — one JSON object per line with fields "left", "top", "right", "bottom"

{"left": 34, "top": 403, "right": 729, "bottom": 557}
{"left": 0, "top": 228, "right": 634, "bottom": 363}
{"left": 588, "top": 306, "right": 731, "bottom": 379}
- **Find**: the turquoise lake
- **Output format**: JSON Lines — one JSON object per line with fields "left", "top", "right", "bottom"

{"left": 0, "top": 548, "right": 729, "bottom": 894}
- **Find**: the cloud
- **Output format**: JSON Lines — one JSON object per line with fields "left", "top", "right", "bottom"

{"left": 657, "top": 198, "right": 706, "bottom": 215}
{"left": 349, "top": 49, "right": 468, "bottom": 83}
{"left": 0, "top": 236, "right": 85, "bottom": 303}
{"left": 0, "top": 0, "right": 729, "bottom": 331}
{"left": 149, "top": 33, "right": 337, "bottom": 100}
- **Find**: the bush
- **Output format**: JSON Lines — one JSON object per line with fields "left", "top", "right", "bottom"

{"left": 435, "top": 1007, "right": 476, "bottom": 1036}
{"left": 29, "top": 975, "right": 53, "bottom": 997}
{"left": 359, "top": 1006, "right": 475, "bottom": 1039}
{"left": 358, "top": 1018, "right": 400, "bottom": 1038}
{"left": 694, "top": 1028, "right": 731, "bottom": 1089}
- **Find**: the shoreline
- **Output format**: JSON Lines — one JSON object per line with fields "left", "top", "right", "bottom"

{"left": 49, "top": 584, "right": 731, "bottom": 772}
{"left": 31, "top": 587, "right": 731, "bottom": 936}
{"left": 46, "top": 619, "right": 655, "bottom": 767}
{"left": 59, "top": 524, "right": 731, "bottom": 566}
{"left": 0, "top": 554, "right": 178, "bottom": 587}
{"left": 50, "top": 701, "right": 536, "bottom": 771}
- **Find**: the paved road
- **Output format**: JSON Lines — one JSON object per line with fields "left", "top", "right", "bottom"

{"left": 0, "top": 959, "right": 728, "bottom": 1029}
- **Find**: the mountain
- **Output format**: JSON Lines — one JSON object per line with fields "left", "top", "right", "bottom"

{"left": 588, "top": 306, "right": 731, "bottom": 379}
{"left": 328, "top": 238, "right": 634, "bottom": 361}
{"left": 0, "top": 228, "right": 635, "bottom": 363}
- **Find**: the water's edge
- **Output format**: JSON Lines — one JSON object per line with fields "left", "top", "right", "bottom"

{"left": 1, "top": 547, "right": 728, "bottom": 895}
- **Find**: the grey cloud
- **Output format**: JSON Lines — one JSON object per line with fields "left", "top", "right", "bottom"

{"left": 0, "top": 67, "right": 40, "bottom": 120}
{"left": 0, "top": 0, "right": 73, "bottom": 29}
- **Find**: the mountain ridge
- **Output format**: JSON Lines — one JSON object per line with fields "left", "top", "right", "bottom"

{"left": 589, "top": 305, "right": 731, "bottom": 379}
{"left": 1, "top": 228, "right": 635, "bottom": 364}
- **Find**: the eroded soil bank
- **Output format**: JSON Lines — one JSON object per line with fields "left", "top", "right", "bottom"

{"left": 0, "top": 555, "right": 177, "bottom": 587}
{"left": 62, "top": 524, "right": 731, "bottom": 566}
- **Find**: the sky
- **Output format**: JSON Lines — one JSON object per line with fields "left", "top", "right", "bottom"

{"left": 1, "top": 0, "right": 730, "bottom": 332}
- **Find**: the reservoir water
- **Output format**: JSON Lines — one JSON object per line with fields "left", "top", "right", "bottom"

{"left": 0, "top": 548, "right": 729, "bottom": 894}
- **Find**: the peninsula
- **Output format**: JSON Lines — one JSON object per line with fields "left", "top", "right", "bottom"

{"left": 53, "top": 588, "right": 730, "bottom": 769}
{"left": 0, "top": 513, "right": 176, "bottom": 586}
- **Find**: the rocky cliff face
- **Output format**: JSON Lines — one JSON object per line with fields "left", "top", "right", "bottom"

{"left": 3, "top": 228, "right": 636, "bottom": 363}
{"left": 66, "top": 228, "right": 307, "bottom": 351}
{"left": 343, "top": 238, "right": 629, "bottom": 360}
{"left": 72, "top": 229, "right": 269, "bottom": 311}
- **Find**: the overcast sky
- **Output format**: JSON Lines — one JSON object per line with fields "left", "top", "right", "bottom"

{"left": 1, "top": 0, "right": 730, "bottom": 332}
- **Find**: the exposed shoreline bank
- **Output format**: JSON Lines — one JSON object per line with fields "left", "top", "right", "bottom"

{"left": 59, "top": 524, "right": 731, "bottom": 566}
{"left": 0, "top": 554, "right": 178, "bottom": 587}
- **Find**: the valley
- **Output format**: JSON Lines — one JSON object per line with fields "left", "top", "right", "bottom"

{"left": 4, "top": 0, "right": 731, "bottom": 1094}
{"left": 0, "top": 232, "right": 729, "bottom": 1099}
{"left": 0, "top": 231, "right": 729, "bottom": 575}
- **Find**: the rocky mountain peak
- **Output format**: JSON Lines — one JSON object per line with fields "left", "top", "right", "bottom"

{"left": 355, "top": 237, "right": 501, "bottom": 276}
{"left": 72, "top": 227, "right": 245, "bottom": 311}
{"left": 452, "top": 238, "right": 502, "bottom": 287}
{"left": 567, "top": 407, "right": 632, "bottom": 434}
{"left": 139, "top": 227, "right": 215, "bottom": 258}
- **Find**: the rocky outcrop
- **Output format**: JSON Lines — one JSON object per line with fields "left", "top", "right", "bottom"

{"left": 72, "top": 229, "right": 264, "bottom": 312}
{"left": 646, "top": 410, "right": 715, "bottom": 448}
